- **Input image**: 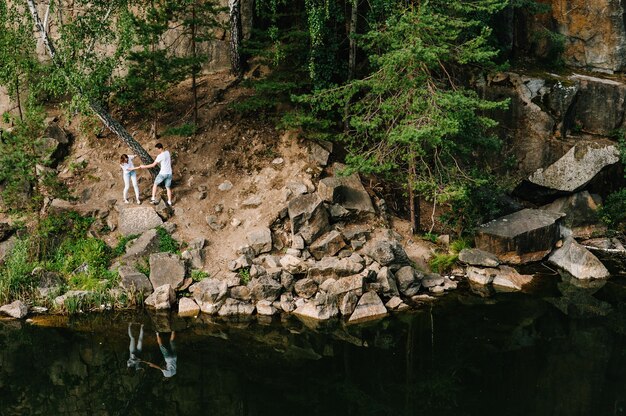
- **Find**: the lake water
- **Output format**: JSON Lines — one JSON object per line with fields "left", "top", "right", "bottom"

{"left": 1, "top": 274, "right": 626, "bottom": 416}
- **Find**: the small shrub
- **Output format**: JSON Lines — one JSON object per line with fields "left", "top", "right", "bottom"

{"left": 599, "top": 189, "right": 626, "bottom": 230}
{"left": 450, "top": 238, "right": 472, "bottom": 254}
{"left": 136, "top": 260, "right": 150, "bottom": 277}
{"left": 156, "top": 227, "right": 179, "bottom": 253}
{"left": 430, "top": 253, "right": 458, "bottom": 274}
{"left": 423, "top": 233, "right": 438, "bottom": 243}
{"left": 0, "top": 238, "right": 36, "bottom": 304}
{"left": 163, "top": 123, "right": 196, "bottom": 137}
{"left": 191, "top": 270, "right": 209, "bottom": 282}
{"left": 238, "top": 267, "right": 251, "bottom": 285}
{"left": 113, "top": 234, "right": 140, "bottom": 257}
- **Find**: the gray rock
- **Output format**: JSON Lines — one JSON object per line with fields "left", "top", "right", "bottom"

{"left": 329, "top": 204, "right": 350, "bottom": 220}
{"left": 162, "top": 222, "right": 177, "bottom": 234}
{"left": 395, "top": 266, "right": 422, "bottom": 296}
{"left": 249, "top": 264, "right": 266, "bottom": 278}
{"left": 309, "top": 230, "right": 346, "bottom": 260}
{"left": 190, "top": 278, "right": 228, "bottom": 305}
{"left": 218, "top": 298, "right": 255, "bottom": 316}
{"left": 329, "top": 274, "right": 364, "bottom": 298}
{"left": 197, "top": 300, "right": 224, "bottom": 315}
{"left": 294, "top": 278, "right": 318, "bottom": 299}
{"left": 339, "top": 291, "right": 358, "bottom": 316}
{"left": 317, "top": 174, "right": 375, "bottom": 214}
{"left": 0, "top": 235, "right": 18, "bottom": 265}
{"left": 362, "top": 237, "right": 410, "bottom": 266}
{"left": 292, "top": 234, "right": 305, "bottom": 250}
{"left": 475, "top": 209, "right": 564, "bottom": 264}
{"left": 341, "top": 224, "right": 371, "bottom": 241}
{"left": 145, "top": 284, "right": 176, "bottom": 309}
{"left": 118, "top": 207, "right": 163, "bottom": 236}
{"left": 256, "top": 300, "right": 278, "bottom": 316}
{"left": 155, "top": 199, "right": 173, "bottom": 220}
{"left": 246, "top": 227, "right": 273, "bottom": 255}
{"left": 178, "top": 297, "right": 200, "bottom": 317}
{"left": 541, "top": 191, "right": 604, "bottom": 238}
{"left": 0, "top": 300, "right": 28, "bottom": 319}
{"left": 288, "top": 193, "right": 330, "bottom": 244}
{"left": 218, "top": 180, "right": 233, "bottom": 191}
{"left": 528, "top": 142, "right": 620, "bottom": 192}
{"left": 293, "top": 292, "right": 338, "bottom": 321}
{"left": 309, "top": 141, "right": 331, "bottom": 166}
{"left": 549, "top": 236, "right": 610, "bottom": 280}
{"left": 149, "top": 252, "right": 186, "bottom": 290}
{"left": 206, "top": 214, "right": 225, "bottom": 231}
{"left": 286, "top": 248, "right": 301, "bottom": 257}
{"left": 118, "top": 266, "right": 153, "bottom": 295}
{"left": 458, "top": 248, "right": 500, "bottom": 267}
{"left": 248, "top": 276, "right": 282, "bottom": 302}
{"left": 430, "top": 285, "right": 445, "bottom": 294}
{"left": 122, "top": 229, "right": 160, "bottom": 260}
{"left": 53, "top": 290, "right": 91, "bottom": 307}
{"left": 181, "top": 248, "right": 205, "bottom": 269}
{"left": 286, "top": 181, "right": 309, "bottom": 196}
{"left": 348, "top": 291, "right": 387, "bottom": 323}
{"left": 466, "top": 265, "right": 533, "bottom": 290}
{"left": 280, "top": 254, "right": 308, "bottom": 274}
{"left": 421, "top": 274, "right": 444, "bottom": 288}
{"left": 228, "top": 254, "right": 253, "bottom": 271}
{"left": 230, "top": 285, "right": 252, "bottom": 301}
{"left": 319, "top": 278, "right": 336, "bottom": 292}
{"left": 242, "top": 195, "right": 262, "bottom": 208}
{"left": 189, "top": 237, "right": 206, "bottom": 250}
{"left": 280, "top": 293, "right": 296, "bottom": 313}
{"left": 307, "top": 256, "right": 364, "bottom": 283}
{"left": 373, "top": 267, "right": 399, "bottom": 297}
{"left": 385, "top": 296, "right": 403, "bottom": 310}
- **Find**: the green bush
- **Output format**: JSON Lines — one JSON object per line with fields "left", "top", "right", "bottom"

{"left": 429, "top": 253, "right": 458, "bottom": 274}
{"left": 191, "top": 270, "right": 209, "bottom": 282}
{"left": 163, "top": 123, "right": 196, "bottom": 137}
{"left": 599, "top": 189, "right": 626, "bottom": 231}
{"left": 0, "top": 238, "right": 36, "bottom": 304}
{"left": 238, "top": 267, "right": 251, "bottom": 285}
{"left": 156, "top": 227, "right": 179, "bottom": 253}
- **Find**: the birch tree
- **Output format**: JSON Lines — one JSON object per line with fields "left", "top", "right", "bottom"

{"left": 23, "top": 0, "right": 156, "bottom": 169}
{"left": 228, "top": 0, "right": 243, "bottom": 77}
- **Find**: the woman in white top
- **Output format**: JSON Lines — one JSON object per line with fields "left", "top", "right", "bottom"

{"left": 120, "top": 154, "right": 141, "bottom": 204}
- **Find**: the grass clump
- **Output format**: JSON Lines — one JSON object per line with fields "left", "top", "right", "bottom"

{"left": 163, "top": 123, "right": 196, "bottom": 137}
{"left": 0, "top": 239, "right": 36, "bottom": 304}
{"left": 238, "top": 267, "right": 251, "bottom": 285}
{"left": 112, "top": 234, "right": 140, "bottom": 257}
{"left": 191, "top": 270, "right": 209, "bottom": 282}
{"left": 156, "top": 227, "right": 179, "bottom": 253}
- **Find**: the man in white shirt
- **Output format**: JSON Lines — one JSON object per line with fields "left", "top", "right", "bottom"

{"left": 136, "top": 143, "right": 173, "bottom": 206}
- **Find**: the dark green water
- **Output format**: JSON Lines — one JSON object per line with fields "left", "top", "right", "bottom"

{"left": 2, "top": 275, "right": 626, "bottom": 416}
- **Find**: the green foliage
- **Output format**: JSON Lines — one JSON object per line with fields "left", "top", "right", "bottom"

{"left": 156, "top": 226, "right": 179, "bottom": 253}
{"left": 163, "top": 123, "right": 197, "bottom": 137}
{"left": 0, "top": 239, "right": 35, "bottom": 304}
{"left": 297, "top": 0, "right": 508, "bottom": 234}
{"left": 112, "top": 234, "right": 140, "bottom": 257}
{"left": 191, "top": 270, "right": 209, "bottom": 282}
{"left": 430, "top": 253, "right": 458, "bottom": 274}
{"left": 450, "top": 238, "right": 472, "bottom": 254}
{"left": 136, "top": 259, "right": 150, "bottom": 277}
{"left": 599, "top": 189, "right": 626, "bottom": 231}
{"left": 238, "top": 267, "right": 251, "bottom": 285}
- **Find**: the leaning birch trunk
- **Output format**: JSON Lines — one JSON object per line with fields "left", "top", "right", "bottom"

{"left": 25, "top": 0, "right": 156, "bottom": 174}
{"left": 228, "top": 0, "right": 243, "bottom": 78}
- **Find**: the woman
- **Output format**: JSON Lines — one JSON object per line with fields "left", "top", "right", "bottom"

{"left": 120, "top": 154, "right": 141, "bottom": 204}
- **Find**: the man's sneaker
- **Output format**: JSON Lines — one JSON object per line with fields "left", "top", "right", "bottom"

{"left": 168, "top": 200, "right": 173, "bottom": 206}
{"left": 136, "top": 200, "right": 141, "bottom": 205}
{"left": 123, "top": 199, "right": 130, "bottom": 204}
{"left": 150, "top": 198, "right": 158, "bottom": 205}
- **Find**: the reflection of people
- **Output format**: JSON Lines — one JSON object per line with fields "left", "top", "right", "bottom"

{"left": 145, "top": 331, "right": 177, "bottom": 378}
{"left": 127, "top": 323, "right": 144, "bottom": 370}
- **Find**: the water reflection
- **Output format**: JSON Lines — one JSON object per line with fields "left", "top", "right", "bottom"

{"left": 127, "top": 323, "right": 144, "bottom": 371}
{"left": 0, "top": 276, "right": 625, "bottom": 415}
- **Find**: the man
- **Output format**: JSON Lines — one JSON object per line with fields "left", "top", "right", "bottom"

{"left": 144, "top": 331, "right": 177, "bottom": 378}
{"left": 136, "top": 143, "right": 173, "bottom": 206}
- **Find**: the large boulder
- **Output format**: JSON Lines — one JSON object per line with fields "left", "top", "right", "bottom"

{"left": 475, "top": 209, "right": 564, "bottom": 264}
{"left": 118, "top": 266, "right": 153, "bottom": 295}
{"left": 246, "top": 227, "right": 273, "bottom": 255}
{"left": 287, "top": 193, "right": 330, "bottom": 244}
{"left": 395, "top": 266, "right": 422, "bottom": 297}
{"left": 293, "top": 292, "right": 339, "bottom": 321}
{"left": 317, "top": 173, "right": 375, "bottom": 214}
{"left": 217, "top": 298, "right": 255, "bottom": 317}
{"left": 362, "top": 237, "right": 410, "bottom": 267}
{"left": 466, "top": 266, "right": 533, "bottom": 291}
{"left": 294, "top": 278, "right": 318, "bottom": 299}
{"left": 37, "top": 122, "right": 71, "bottom": 165}
{"left": 458, "top": 248, "right": 500, "bottom": 267}
{"left": 328, "top": 274, "right": 364, "bottom": 298}
{"left": 190, "top": 278, "right": 228, "bottom": 304}
{"left": 568, "top": 74, "right": 626, "bottom": 135}
{"left": 118, "top": 207, "right": 163, "bottom": 236}
{"left": 279, "top": 254, "right": 308, "bottom": 275}
{"left": 149, "top": 253, "right": 186, "bottom": 290}
{"left": 178, "top": 297, "right": 200, "bottom": 317}
{"left": 309, "top": 230, "right": 346, "bottom": 260}
{"left": 0, "top": 235, "right": 17, "bottom": 265}
{"left": 527, "top": 141, "right": 620, "bottom": 193}
{"left": 145, "top": 284, "right": 176, "bottom": 309}
{"left": 122, "top": 229, "right": 160, "bottom": 260}
{"left": 0, "top": 300, "right": 28, "bottom": 319}
{"left": 347, "top": 291, "right": 387, "bottom": 323}
{"left": 549, "top": 237, "right": 610, "bottom": 280}
{"left": 541, "top": 191, "right": 604, "bottom": 238}
{"left": 248, "top": 276, "right": 282, "bottom": 302}
{"left": 307, "top": 256, "right": 363, "bottom": 283}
